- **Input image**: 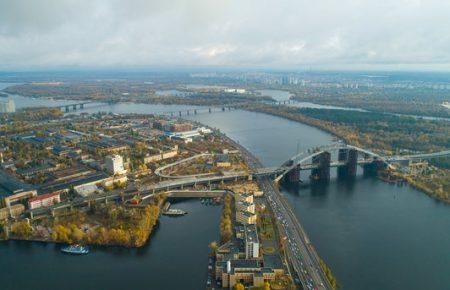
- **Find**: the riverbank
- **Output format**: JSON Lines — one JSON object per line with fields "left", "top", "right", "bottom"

{"left": 245, "top": 104, "right": 449, "bottom": 203}
{"left": 1, "top": 203, "right": 161, "bottom": 248}
{"left": 383, "top": 170, "right": 450, "bottom": 204}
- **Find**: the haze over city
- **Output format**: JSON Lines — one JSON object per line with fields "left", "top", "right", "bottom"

{"left": 1, "top": 0, "right": 450, "bottom": 70}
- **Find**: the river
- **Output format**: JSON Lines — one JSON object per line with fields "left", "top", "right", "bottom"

{"left": 0, "top": 84, "right": 449, "bottom": 290}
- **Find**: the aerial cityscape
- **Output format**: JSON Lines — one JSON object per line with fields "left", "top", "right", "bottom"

{"left": 0, "top": 1, "right": 449, "bottom": 290}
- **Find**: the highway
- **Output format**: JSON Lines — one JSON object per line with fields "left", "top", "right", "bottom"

{"left": 228, "top": 138, "right": 332, "bottom": 290}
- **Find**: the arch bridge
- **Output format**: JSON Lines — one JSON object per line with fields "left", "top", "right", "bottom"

{"left": 272, "top": 143, "right": 450, "bottom": 183}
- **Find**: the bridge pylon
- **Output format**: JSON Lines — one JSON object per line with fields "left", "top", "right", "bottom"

{"left": 337, "top": 149, "right": 358, "bottom": 178}
{"left": 285, "top": 164, "right": 300, "bottom": 183}
{"left": 310, "top": 151, "right": 331, "bottom": 182}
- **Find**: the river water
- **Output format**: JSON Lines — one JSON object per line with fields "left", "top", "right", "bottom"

{"left": 1, "top": 84, "right": 450, "bottom": 290}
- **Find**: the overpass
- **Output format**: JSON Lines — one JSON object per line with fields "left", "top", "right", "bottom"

{"left": 140, "top": 172, "right": 251, "bottom": 199}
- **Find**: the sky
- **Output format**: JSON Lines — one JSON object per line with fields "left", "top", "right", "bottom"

{"left": 1, "top": 0, "right": 450, "bottom": 71}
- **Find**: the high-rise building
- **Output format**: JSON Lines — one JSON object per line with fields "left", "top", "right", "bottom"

{"left": 0, "top": 97, "right": 15, "bottom": 113}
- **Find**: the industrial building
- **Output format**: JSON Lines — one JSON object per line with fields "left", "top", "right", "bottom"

{"left": 215, "top": 259, "right": 280, "bottom": 289}
{"left": 0, "top": 204, "right": 25, "bottom": 220}
{"left": 0, "top": 170, "right": 37, "bottom": 207}
{"left": 28, "top": 192, "right": 61, "bottom": 210}
{"left": 105, "top": 155, "right": 126, "bottom": 175}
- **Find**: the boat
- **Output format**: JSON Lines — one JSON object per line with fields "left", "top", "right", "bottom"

{"left": 61, "top": 244, "right": 90, "bottom": 255}
{"left": 162, "top": 209, "right": 187, "bottom": 216}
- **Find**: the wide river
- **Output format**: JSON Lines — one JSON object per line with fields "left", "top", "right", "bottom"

{"left": 1, "top": 86, "right": 450, "bottom": 290}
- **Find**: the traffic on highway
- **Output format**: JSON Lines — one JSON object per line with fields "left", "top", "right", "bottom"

{"left": 232, "top": 138, "right": 332, "bottom": 290}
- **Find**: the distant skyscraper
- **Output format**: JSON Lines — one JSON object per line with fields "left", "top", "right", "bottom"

{"left": 0, "top": 97, "right": 15, "bottom": 113}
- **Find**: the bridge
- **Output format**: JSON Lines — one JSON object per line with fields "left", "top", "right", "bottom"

{"left": 273, "top": 143, "right": 450, "bottom": 184}
{"left": 158, "top": 99, "right": 292, "bottom": 117}
{"left": 153, "top": 143, "right": 450, "bottom": 185}
{"left": 51, "top": 98, "right": 292, "bottom": 116}
{"left": 53, "top": 101, "right": 93, "bottom": 112}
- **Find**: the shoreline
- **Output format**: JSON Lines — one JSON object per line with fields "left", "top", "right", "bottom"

{"left": 245, "top": 105, "right": 450, "bottom": 205}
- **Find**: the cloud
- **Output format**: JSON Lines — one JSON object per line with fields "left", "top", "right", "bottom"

{"left": 1, "top": 0, "right": 450, "bottom": 70}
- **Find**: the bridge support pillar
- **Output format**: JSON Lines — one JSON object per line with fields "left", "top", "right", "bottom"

{"left": 285, "top": 165, "right": 300, "bottom": 183}
{"left": 179, "top": 111, "right": 182, "bottom": 117}
{"left": 65, "top": 106, "right": 69, "bottom": 112}
{"left": 337, "top": 149, "right": 358, "bottom": 178}
{"left": 80, "top": 103, "right": 84, "bottom": 109}
{"left": 73, "top": 104, "right": 77, "bottom": 110}
{"left": 209, "top": 108, "right": 212, "bottom": 113}
{"left": 194, "top": 109, "right": 197, "bottom": 115}
{"left": 310, "top": 151, "right": 331, "bottom": 182}
{"left": 363, "top": 159, "right": 386, "bottom": 176}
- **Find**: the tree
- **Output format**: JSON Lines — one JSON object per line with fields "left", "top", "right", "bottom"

{"left": 71, "top": 227, "right": 84, "bottom": 243}
{"left": 11, "top": 220, "right": 33, "bottom": 238}
{"left": 209, "top": 240, "right": 218, "bottom": 253}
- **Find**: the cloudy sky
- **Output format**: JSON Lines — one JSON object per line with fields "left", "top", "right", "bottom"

{"left": 1, "top": 0, "right": 450, "bottom": 70}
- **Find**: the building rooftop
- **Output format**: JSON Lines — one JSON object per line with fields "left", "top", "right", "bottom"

{"left": 245, "top": 224, "right": 259, "bottom": 244}
{"left": 0, "top": 170, "right": 33, "bottom": 197}
{"left": 238, "top": 192, "right": 252, "bottom": 198}
{"left": 28, "top": 192, "right": 60, "bottom": 203}
{"left": 238, "top": 201, "right": 253, "bottom": 207}
{"left": 216, "top": 154, "right": 230, "bottom": 163}
{"left": 38, "top": 171, "right": 109, "bottom": 194}
{"left": 239, "top": 210, "right": 256, "bottom": 218}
